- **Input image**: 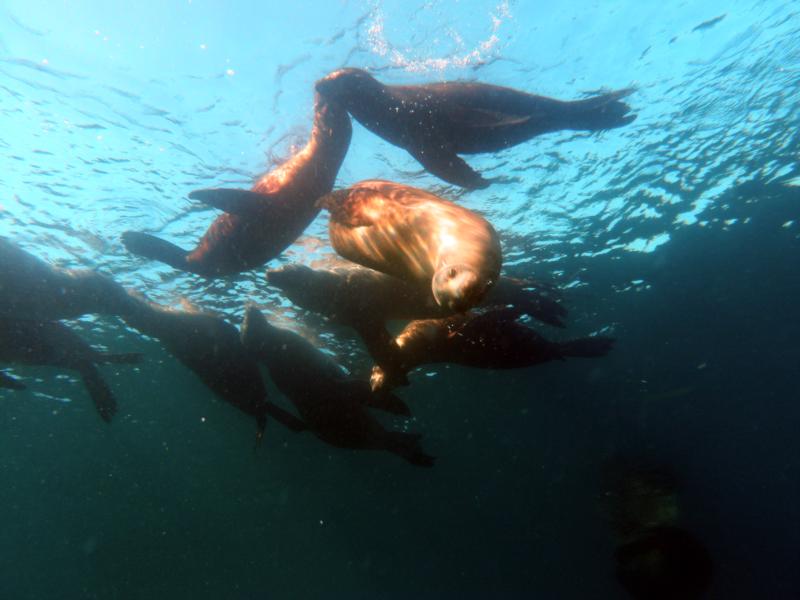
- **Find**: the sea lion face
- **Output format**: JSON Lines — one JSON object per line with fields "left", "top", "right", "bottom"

{"left": 315, "top": 68, "right": 381, "bottom": 106}
{"left": 432, "top": 263, "right": 491, "bottom": 313}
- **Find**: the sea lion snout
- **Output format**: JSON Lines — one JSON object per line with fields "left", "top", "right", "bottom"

{"left": 432, "top": 264, "right": 488, "bottom": 313}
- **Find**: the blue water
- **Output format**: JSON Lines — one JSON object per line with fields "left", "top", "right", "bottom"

{"left": 1, "top": 1, "right": 798, "bottom": 598}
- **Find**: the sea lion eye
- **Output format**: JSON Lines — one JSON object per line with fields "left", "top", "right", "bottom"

{"left": 447, "top": 267, "right": 458, "bottom": 279}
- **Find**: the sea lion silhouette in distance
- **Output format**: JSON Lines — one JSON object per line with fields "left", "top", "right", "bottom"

{"left": 369, "top": 307, "right": 614, "bottom": 392}
{"left": 0, "top": 237, "right": 132, "bottom": 320}
{"left": 0, "top": 318, "right": 141, "bottom": 422}
{"left": 122, "top": 93, "right": 352, "bottom": 276}
{"left": 318, "top": 180, "right": 502, "bottom": 313}
{"left": 240, "top": 305, "right": 433, "bottom": 467}
{"left": 316, "top": 67, "right": 636, "bottom": 189}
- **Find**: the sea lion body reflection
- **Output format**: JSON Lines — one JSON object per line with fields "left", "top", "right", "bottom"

{"left": 316, "top": 68, "right": 636, "bottom": 189}
{"left": 318, "top": 180, "right": 502, "bottom": 312}
{"left": 0, "top": 319, "right": 141, "bottom": 422}
{"left": 240, "top": 306, "right": 433, "bottom": 467}
{"left": 122, "top": 94, "right": 352, "bottom": 276}
{"left": 370, "top": 308, "right": 614, "bottom": 392}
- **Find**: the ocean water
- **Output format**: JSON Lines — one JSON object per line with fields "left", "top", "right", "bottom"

{"left": 1, "top": 1, "right": 798, "bottom": 598}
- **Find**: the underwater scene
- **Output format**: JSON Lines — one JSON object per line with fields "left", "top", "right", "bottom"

{"left": 1, "top": 1, "right": 798, "bottom": 598}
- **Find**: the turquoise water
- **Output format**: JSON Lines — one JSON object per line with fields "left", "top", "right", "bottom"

{"left": 1, "top": 1, "right": 799, "bottom": 598}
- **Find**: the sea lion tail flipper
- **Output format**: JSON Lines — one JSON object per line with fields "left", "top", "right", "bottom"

{"left": 188, "top": 188, "right": 266, "bottom": 216}
{"left": 385, "top": 431, "right": 435, "bottom": 468}
{"left": 559, "top": 335, "right": 615, "bottom": 358}
{"left": 0, "top": 371, "right": 26, "bottom": 390}
{"left": 78, "top": 362, "right": 118, "bottom": 423}
{"left": 121, "top": 231, "right": 189, "bottom": 270}
{"left": 566, "top": 89, "right": 637, "bottom": 131}
{"left": 409, "top": 145, "right": 490, "bottom": 190}
{"left": 96, "top": 352, "right": 142, "bottom": 364}
{"left": 263, "top": 401, "right": 308, "bottom": 433}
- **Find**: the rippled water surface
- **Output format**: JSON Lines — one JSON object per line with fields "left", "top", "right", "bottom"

{"left": 1, "top": 1, "right": 798, "bottom": 598}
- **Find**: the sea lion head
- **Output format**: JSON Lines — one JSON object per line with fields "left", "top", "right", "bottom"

{"left": 315, "top": 68, "right": 381, "bottom": 106}
{"left": 432, "top": 263, "right": 492, "bottom": 313}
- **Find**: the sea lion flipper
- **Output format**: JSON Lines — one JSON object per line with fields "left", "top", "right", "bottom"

{"left": 558, "top": 336, "right": 615, "bottom": 358}
{"left": 122, "top": 231, "right": 189, "bottom": 270}
{"left": 77, "top": 362, "right": 117, "bottom": 423}
{"left": 340, "top": 379, "right": 412, "bottom": 416}
{"left": 447, "top": 104, "right": 531, "bottom": 129}
{"left": 0, "top": 371, "right": 25, "bottom": 390}
{"left": 385, "top": 431, "right": 435, "bottom": 467}
{"left": 263, "top": 400, "right": 308, "bottom": 432}
{"left": 188, "top": 188, "right": 268, "bottom": 216}
{"left": 408, "top": 145, "right": 490, "bottom": 190}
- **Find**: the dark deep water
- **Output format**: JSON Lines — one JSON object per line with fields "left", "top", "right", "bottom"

{"left": 1, "top": 1, "right": 800, "bottom": 599}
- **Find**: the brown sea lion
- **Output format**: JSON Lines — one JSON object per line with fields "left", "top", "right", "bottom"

{"left": 121, "top": 93, "right": 352, "bottom": 276}
{"left": 318, "top": 180, "right": 502, "bottom": 312}
{"left": 0, "top": 318, "right": 141, "bottom": 422}
{"left": 240, "top": 305, "right": 433, "bottom": 467}
{"left": 316, "top": 67, "right": 636, "bottom": 189}
{"left": 0, "top": 237, "right": 132, "bottom": 320}
{"left": 266, "top": 263, "right": 566, "bottom": 328}
{"left": 119, "top": 293, "right": 305, "bottom": 438}
{"left": 369, "top": 308, "right": 614, "bottom": 392}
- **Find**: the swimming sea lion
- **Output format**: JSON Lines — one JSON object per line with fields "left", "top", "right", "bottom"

{"left": 122, "top": 93, "right": 352, "bottom": 276}
{"left": 120, "top": 292, "right": 305, "bottom": 438}
{"left": 0, "top": 237, "right": 132, "bottom": 320}
{"left": 0, "top": 318, "right": 141, "bottom": 422}
{"left": 318, "top": 180, "right": 502, "bottom": 312}
{"left": 240, "top": 305, "right": 433, "bottom": 467}
{"left": 369, "top": 307, "right": 615, "bottom": 392}
{"left": 266, "top": 263, "right": 566, "bottom": 328}
{"left": 316, "top": 67, "right": 636, "bottom": 189}
{"left": 615, "top": 526, "right": 713, "bottom": 600}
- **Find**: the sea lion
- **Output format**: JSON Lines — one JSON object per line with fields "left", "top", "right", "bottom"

{"left": 615, "top": 526, "right": 713, "bottom": 600}
{"left": 122, "top": 93, "right": 352, "bottom": 276}
{"left": 316, "top": 67, "right": 636, "bottom": 189}
{"left": 369, "top": 307, "right": 615, "bottom": 392}
{"left": 266, "top": 263, "right": 566, "bottom": 328}
{"left": 0, "top": 237, "right": 132, "bottom": 320}
{"left": 240, "top": 305, "right": 433, "bottom": 467}
{"left": 0, "top": 318, "right": 141, "bottom": 422}
{"left": 120, "top": 292, "right": 305, "bottom": 438}
{"left": 318, "top": 180, "right": 502, "bottom": 312}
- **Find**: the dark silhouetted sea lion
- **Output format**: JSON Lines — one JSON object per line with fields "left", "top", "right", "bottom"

{"left": 0, "top": 319, "right": 141, "bottom": 422}
{"left": 266, "top": 263, "right": 566, "bottom": 328}
{"left": 318, "top": 180, "right": 502, "bottom": 312}
{"left": 615, "top": 526, "right": 713, "bottom": 600}
{"left": 0, "top": 237, "right": 132, "bottom": 320}
{"left": 240, "top": 305, "right": 433, "bottom": 467}
{"left": 369, "top": 308, "right": 614, "bottom": 392}
{"left": 602, "top": 462, "right": 713, "bottom": 599}
{"left": 122, "top": 93, "right": 352, "bottom": 276}
{"left": 316, "top": 68, "right": 636, "bottom": 189}
{"left": 120, "top": 293, "right": 305, "bottom": 438}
